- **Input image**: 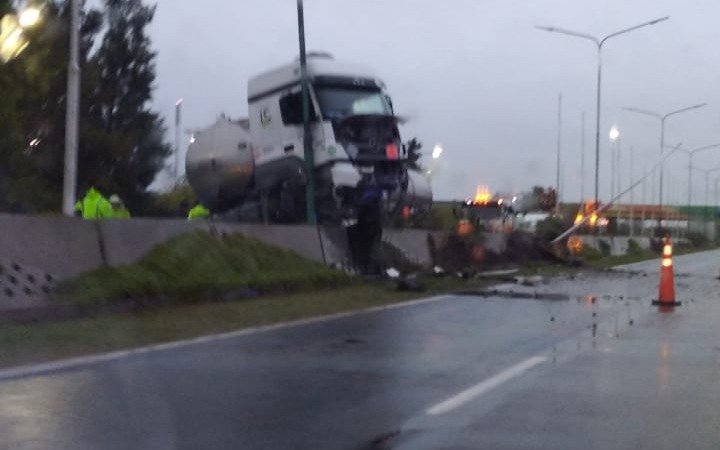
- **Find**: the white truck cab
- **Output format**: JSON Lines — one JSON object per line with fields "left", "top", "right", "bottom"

{"left": 187, "top": 53, "right": 432, "bottom": 225}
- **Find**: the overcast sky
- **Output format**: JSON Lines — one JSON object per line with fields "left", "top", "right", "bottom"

{"left": 148, "top": 0, "right": 720, "bottom": 204}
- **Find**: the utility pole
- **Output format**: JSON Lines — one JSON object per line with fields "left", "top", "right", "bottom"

{"left": 580, "top": 112, "right": 586, "bottom": 202}
{"left": 175, "top": 98, "right": 183, "bottom": 181}
{"left": 641, "top": 165, "right": 647, "bottom": 236}
{"left": 62, "top": 0, "right": 80, "bottom": 216}
{"left": 610, "top": 136, "right": 616, "bottom": 200}
{"left": 616, "top": 135, "right": 622, "bottom": 230}
{"left": 616, "top": 136, "right": 622, "bottom": 201}
{"left": 629, "top": 146, "right": 634, "bottom": 237}
{"left": 297, "top": 0, "right": 316, "bottom": 225}
{"left": 555, "top": 93, "right": 562, "bottom": 216}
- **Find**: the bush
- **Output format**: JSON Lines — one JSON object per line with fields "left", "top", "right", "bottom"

{"left": 598, "top": 239, "right": 612, "bottom": 257}
{"left": 535, "top": 217, "right": 567, "bottom": 242}
{"left": 435, "top": 230, "right": 487, "bottom": 272}
{"left": 686, "top": 231, "right": 708, "bottom": 248}
{"left": 411, "top": 204, "right": 457, "bottom": 230}
{"left": 626, "top": 238, "right": 643, "bottom": 256}
{"left": 147, "top": 183, "right": 197, "bottom": 218}
{"left": 580, "top": 245, "right": 603, "bottom": 261}
{"left": 57, "top": 231, "right": 349, "bottom": 306}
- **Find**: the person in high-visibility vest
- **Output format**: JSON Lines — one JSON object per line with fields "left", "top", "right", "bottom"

{"left": 74, "top": 187, "right": 114, "bottom": 219}
{"left": 109, "top": 194, "right": 131, "bottom": 219}
{"left": 187, "top": 203, "right": 210, "bottom": 220}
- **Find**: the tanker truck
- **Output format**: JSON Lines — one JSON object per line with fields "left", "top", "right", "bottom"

{"left": 186, "top": 53, "right": 432, "bottom": 267}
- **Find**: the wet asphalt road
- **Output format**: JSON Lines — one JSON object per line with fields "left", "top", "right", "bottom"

{"left": 2, "top": 250, "right": 720, "bottom": 449}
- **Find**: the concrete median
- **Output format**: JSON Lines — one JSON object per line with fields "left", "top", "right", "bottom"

{"left": 0, "top": 214, "right": 444, "bottom": 287}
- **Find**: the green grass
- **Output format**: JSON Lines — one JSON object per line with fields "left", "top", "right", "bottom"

{"left": 584, "top": 251, "right": 658, "bottom": 269}
{"left": 0, "top": 277, "right": 490, "bottom": 368}
{"left": 516, "top": 262, "right": 582, "bottom": 277}
{"left": 583, "top": 244, "right": 718, "bottom": 269}
{"left": 12, "top": 228, "right": 714, "bottom": 370}
{"left": 57, "top": 230, "right": 350, "bottom": 306}
{"left": 0, "top": 229, "right": 496, "bottom": 368}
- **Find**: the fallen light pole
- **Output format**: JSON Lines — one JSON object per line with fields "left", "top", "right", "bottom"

{"left": 552, "top": 142, "right": 683, "bottom": 244}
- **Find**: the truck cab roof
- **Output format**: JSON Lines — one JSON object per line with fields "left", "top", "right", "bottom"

{"left": 247, "top": 53, "right": 383, "bottom": 103}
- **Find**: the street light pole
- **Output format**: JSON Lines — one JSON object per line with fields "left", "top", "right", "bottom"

{"left": 715, "top": 178, "right": 720, "bottom": 234}
{"left": 580, "top": 112, "right": 586, "bottom": 202}
{"left": 705, "top": 171, "right": 710, "bottom": 237}
{"left": 175, "top": 98, "right": 183, "bottom": 181}
{"left": 629, "top": 145, "right": 634, "bottom": 236}
{"left": 610, "top": 135, "right": 616, "bottom": 199}
{"left": 555, "top": 93, "right": 562, "bottom": 216}
{"left": 609, "top": 126, "right": 620, "bottom": 217}
{"left": 623, "top": 102, "right": 707, "bottom": 230}
{"left": 694, "top": 166, "right": 720, "bottom": 238}
{"left": 536, "top": 16, "right": 669, "bottom": 215}
{"left": 676, "top": 144, "right": 720, "bottom": 226}
{"left": 62, "top": 0, "right": 80, "bottom": 216}
{"left": 297, "top": 0, "right": 316, "bottom": 225}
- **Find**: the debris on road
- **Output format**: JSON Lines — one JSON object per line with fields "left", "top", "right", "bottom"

{"left": 395, "top": 273, "right": 426, "bottom": 292}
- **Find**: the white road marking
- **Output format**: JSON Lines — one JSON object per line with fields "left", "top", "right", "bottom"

{"left": 0, "top": 294, "right": 453, "bottom": 381}
{"left": 426, "top": 355, "right": 547, "bottom": 416}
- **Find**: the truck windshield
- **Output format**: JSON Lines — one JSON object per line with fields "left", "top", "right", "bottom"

{"left": 315, "top": 86, "right": 392, "bottom": 120}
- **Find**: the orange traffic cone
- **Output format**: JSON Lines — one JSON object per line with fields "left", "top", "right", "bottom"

{"left": 653, "top": 235, "right": 681, "bottom": 308}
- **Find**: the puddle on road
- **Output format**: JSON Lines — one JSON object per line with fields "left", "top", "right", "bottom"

{"left": 455, "top": 289, "right": 570, "bottom": 301}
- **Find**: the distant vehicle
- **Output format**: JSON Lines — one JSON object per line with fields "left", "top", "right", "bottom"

{"left": 186, "top": 53, "right": 432, "bottom": 235}
{"left": 456, "top": 186, "right": 515, "bottom": 232}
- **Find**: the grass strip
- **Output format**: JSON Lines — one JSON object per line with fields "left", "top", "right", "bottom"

{"left": 584, "top": 245, "right": 719, "bottom": 269}
{"left": 0, "top": 277, "right": 489, "bottom": 369}
{"left": 57, "top": 230, "right": 349, "bottom": 306}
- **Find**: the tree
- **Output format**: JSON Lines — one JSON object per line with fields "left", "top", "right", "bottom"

{"left": 532, "top": 186, "right": 557, "bottom": 212}
{"left": 0, "top": 0, "right": 168, "bottom": 214}
{"left": 82, "top": 0, "right": 170, "bottom": 212}
{"left": 0, "top": 1, "right": 103, "bottom": 212}
{"left": 0, "top": 2, "right": 36, "bottom": 211}
{"left": 16, "top": 1, "right": 103, "bottom": 212}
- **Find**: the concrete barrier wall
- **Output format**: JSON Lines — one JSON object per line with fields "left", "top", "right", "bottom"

{"left": 98, "top": 218, "right": 207, "bottom": 267}
{"left": 214, "top": 223, "right": 330, "bottom": 263}
{"left": 383, "top": 229, "right": 449, "bottom": 266}
{"left": 0, "top": 213, "right": 104, "bottom": 278}
{"left": 0, "top": 213, "right": 440, "bottom": 280}
{"left": 581, "top": 236, "right": 651, "bottom": 256}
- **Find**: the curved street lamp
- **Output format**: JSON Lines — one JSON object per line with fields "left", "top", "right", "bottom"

{"left": 689, "top": 165, "right": 720, "bottom": 236}
{"left": 536, "top": 16, "right": 669, "bottom": 214}
{"left": 676, "top": 143, "right": 720, "bottom": 213}
{"left": 623, "top": 103, "right": 708, "bottom": 228}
